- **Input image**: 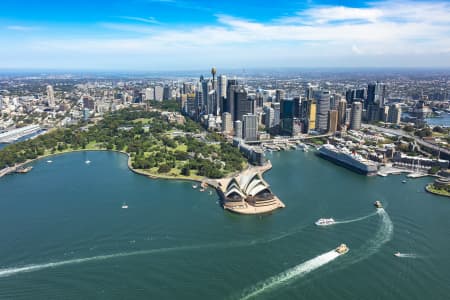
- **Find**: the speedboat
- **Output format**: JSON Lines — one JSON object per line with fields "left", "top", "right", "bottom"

{"left": 192, "top": 184, "right": 198, "bottom": 189}
{"left": 122, "top": 203, "right": 128, "bottom": 209}
{"left": 335, "top": 244, "right": 349, "bottom": 255}
{"left": 46, "top": 160, "right": 53, "bottom": 163}
{"left": 199, "top": 188, "right": 205, "bottom": 192}
{"left": 394, "top": 252, "right": 401, "bottom": 257}
{"left": 374, "top": 201, "right": 383, "bottom": 208}
{"left": 315, "top": 218, "right": 336, "bottom": 226}
{"left": 402, "top": 180, "right": 407, "bottom": 183}
{"left": 85, "top": 160, "right": 91, "bottom": 164}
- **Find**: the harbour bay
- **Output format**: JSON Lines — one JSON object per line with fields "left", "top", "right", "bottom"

{"left": 0, "top": 150, "right": 449, "bottom": 299}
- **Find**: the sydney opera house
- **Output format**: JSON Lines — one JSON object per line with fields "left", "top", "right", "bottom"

{"left": 217, "top": 170, "right": 285, "bottom": 214}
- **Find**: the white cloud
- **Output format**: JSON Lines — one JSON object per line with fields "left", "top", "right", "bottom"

{"left": 2, "top": 0, "right": 450, "bottom": 68}
{"left": 119, "top": 16, "right": 160, "bottom": 24}
{"left": 6, "top": 25, "right": 39, "bottom": 31}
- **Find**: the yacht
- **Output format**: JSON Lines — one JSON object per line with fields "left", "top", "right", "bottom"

{"left": 335, "top": 244, "right": 349, "bottom": 255}
{"left": 374, "top": 200, "right": 383, "bottom": 208}
{"left": 315, "top": 218, "right": 336, "bottom": 226}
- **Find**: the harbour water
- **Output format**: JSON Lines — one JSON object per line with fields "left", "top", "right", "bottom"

{"left": 0, "top": 150, "right": 449, "bottom": 299}
{"left": 426, "top": 113, "right": 450, "bottom": 127}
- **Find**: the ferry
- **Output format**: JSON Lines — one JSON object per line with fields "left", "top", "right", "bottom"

{"left": 394, "top": 252, "right": 401, "bottom": 257}
{"left": 374, "top": 200, "right": 383, "bottom": 208}
{"left": 315, "top": 218, "right": 336, "bottom": 226}
{"left": 335, "top": 244, "right": 349, "bottom": 255}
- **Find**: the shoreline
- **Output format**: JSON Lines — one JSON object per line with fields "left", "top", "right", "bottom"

{"left": 0, "top": 148, "right": 254, "bottom": 186}
{"left": 425, "top": 184, "right": 450, "bottom": 198}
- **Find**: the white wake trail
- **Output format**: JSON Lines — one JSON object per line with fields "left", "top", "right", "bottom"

{"left": 0, "top": 243, "right": 224, "bottom": 278}
{"left": 396, "top": 253, "right": 420, "bottom": 259}
{"left": 239, "top": 249, "right": 341, "bottom": 300}
{"left": 334, "top": 211, "right": 378, "bottom": 224}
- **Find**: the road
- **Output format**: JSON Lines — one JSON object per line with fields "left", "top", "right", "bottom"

{"left": 362, "top": 124, "right": 450, "bottom": 158}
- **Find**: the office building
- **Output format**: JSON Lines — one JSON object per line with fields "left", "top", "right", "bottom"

{"left": 328, "top": 110, "right": 338, "bottom": 133}
{"left": 316, "top": 91, "right": 330, "bottom": 132}
{"left": 234, "top": 120, "right": 243, "bottom": 139}
{"left": 337, "top": 98, "right": 347, "bottom": 127}
{"left": 47, "top": 85, "right": 55, "bottom": 107}
{"left": 154, "top": 86, "right": 164, "bottom": 101}
{"left": 350, "top": 101, "right": 363, "bottom": 130}
{"left": 388, "top": 103, "right": 402, "bottom": 124}
{"left": 243, "top": 114, "right": 258, "bottom": 142}
{"left": 222, "top": 112, "right": 233, "bottom": 134}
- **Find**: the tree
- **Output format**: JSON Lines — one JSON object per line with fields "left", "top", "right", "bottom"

{"left": 157, "top": 164, "right": 171, "bottom": 173}
{"left": 181, "top": 166, "right": 190, "bottom": 176}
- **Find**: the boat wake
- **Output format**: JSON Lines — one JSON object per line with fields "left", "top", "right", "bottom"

{"left": 236, "top": 208, "right": 394, "bottom": 299}
{"left": 336, "top": 208, "right": 393, "bottom": 268}
{"left": 395, "top": 253, "right": 420, "bottom": 259}
{"left": 0, "top": 243, "right": 231, "bottom": 278}
{"left": 239, "top": 249, "right": 340, "bottom": 300}
{"left": 334, "top": 211, "right": 378, "bottom": 225}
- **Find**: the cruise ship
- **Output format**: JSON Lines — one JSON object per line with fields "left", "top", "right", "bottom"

{"left": 318, "top": 144, "right": 378, "bottom": 176}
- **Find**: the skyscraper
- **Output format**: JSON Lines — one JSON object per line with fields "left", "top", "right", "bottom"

{"left": 47, "top": 85, "right": 55, "bottom": 107}
{"left": 328, "top": 110, "right": 338, "bottom": 133}
{"left": 316, "top": 91, "right": 330, "bottom": 132}
{"left": 226, "top": 79, "right": 238, "bottom": 120}
{"left": 222, "top": 112, "right": 233, "bottom": 134}
{"left": 350, "top": 101, "right": 363, "bottom": 130}
{"left": 275, "top": 89, "right": 285, "bottom": 103}
{"left": 234, "top": 120, "right": 243, "bottom": 139}
{"left": 388, "top": 103, "right": 402, "bottom": 124}
{"left": 337, "top": 98, "right": 347, "bottom": 128}
{"left": 243, "top": 114, "right": 258, "bottom": 142}
{"left": 154, "top": 86, "right": 164, "bottom": 101}
{"left": 235, "top": 87, "right": 253, "bottom": 121}
{"left": 271, "top": 102, "right": 281, "bottom": 126}
{"left": 264, "top": 106, "right": 275, "bottom": 130}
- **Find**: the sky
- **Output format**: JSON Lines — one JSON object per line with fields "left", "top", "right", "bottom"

{"left": 0, "top": 0, "right": 449, "bottom": 71}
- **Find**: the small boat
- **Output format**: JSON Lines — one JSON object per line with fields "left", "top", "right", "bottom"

{"left": 315, "top": 218, "right": 336, "bottom": 226}
{"left": 121, "top": 203, "right": 128, "bottom": 209}
{"left": 374, "top": 200, "right": 383, "bottom": 208}
{"left": 394, "top": 252, "right": 401, "bottom": 257}
{"left": 209, "top": 191, "right": 213, "bottom": 195}
{"left": 85, "top": 160, "right": 91, "bottom": 164}
{"left": 402, "top": 180, "right": 407, "bottom": 183}
{"left": 15, "top": 166, "right": 33, "bottom": 174}
{"left": 335, "top": 244, "right": 349, "bottom": 255}
{"left": 199, "top": 188, "right": 205, "bottom": 192}
{"left": 192, "top": 184, "right": 198, "bottom": 189}
{"left": 46, "top": 160, "right": 53, "bottom": 163}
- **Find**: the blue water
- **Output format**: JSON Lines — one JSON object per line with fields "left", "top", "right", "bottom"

{"left": 426, "top": 113, "right": 450, "bottom": 127}
{"left": 0, "top": 150, "right": 449, "bottom": 299}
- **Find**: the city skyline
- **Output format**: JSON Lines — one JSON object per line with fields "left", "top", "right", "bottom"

{"left": 1, "top": 0, "right": 450, "bottom": 70}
